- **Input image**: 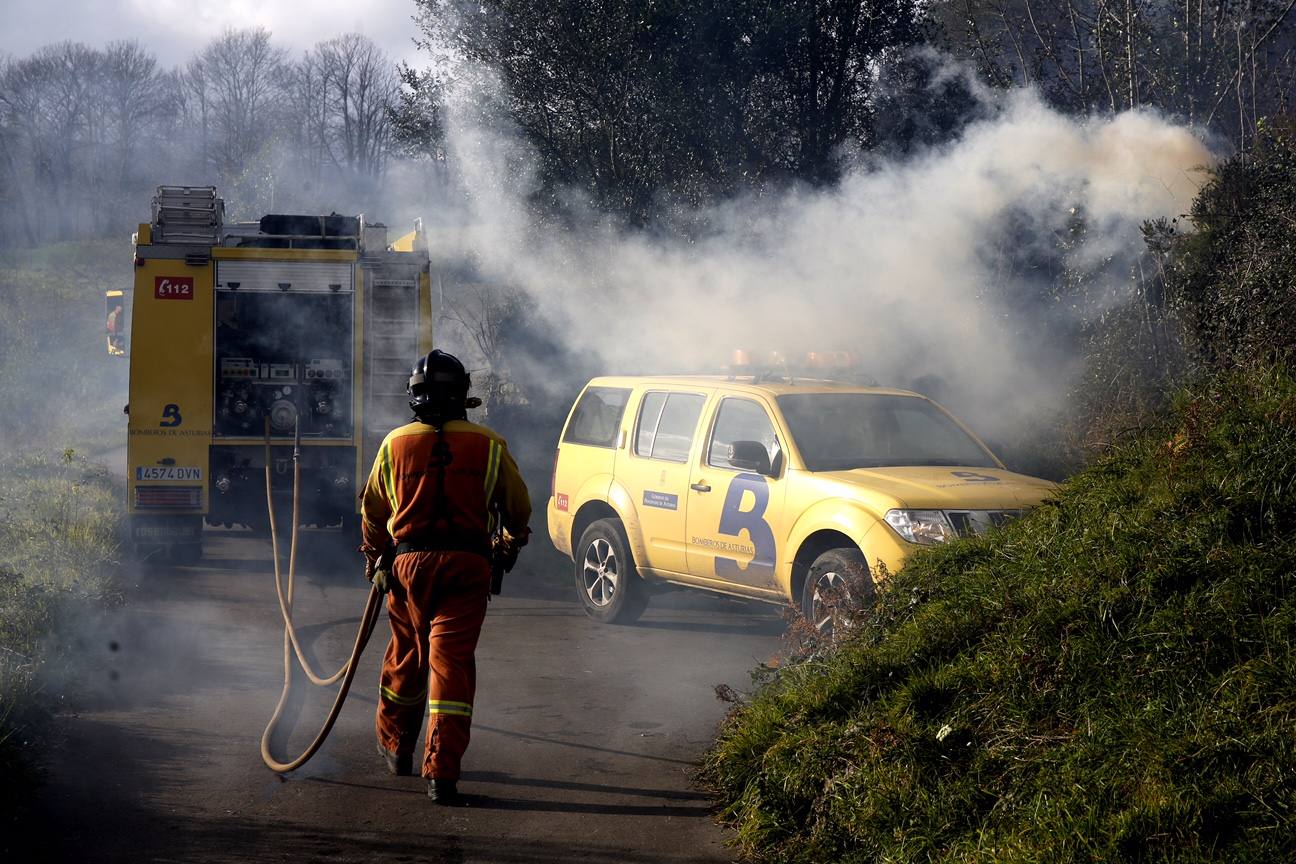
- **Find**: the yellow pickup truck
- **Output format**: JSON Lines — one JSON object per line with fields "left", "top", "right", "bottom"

{"left": 547, "top": 374, "right": 1054, "bottom": 626}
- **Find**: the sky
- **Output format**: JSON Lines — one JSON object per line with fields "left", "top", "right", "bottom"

{"left": 2, "top": 0, "right": 428, "bottom": 68}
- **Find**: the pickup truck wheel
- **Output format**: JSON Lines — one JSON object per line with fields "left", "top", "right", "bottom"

{"left": 575, "top": 519, "right": 648, "bottom": 624}
{"left": 800, "top": 548, "right": 873, "bottom": 638}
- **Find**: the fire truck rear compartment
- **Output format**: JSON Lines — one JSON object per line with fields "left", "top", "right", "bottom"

{"left": 214, "top": 288, "right": 354, "bottom": 440}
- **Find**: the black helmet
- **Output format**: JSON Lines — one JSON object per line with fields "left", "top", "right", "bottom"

{"left": 407, "top": 350, "right": 478, "bottom": 423}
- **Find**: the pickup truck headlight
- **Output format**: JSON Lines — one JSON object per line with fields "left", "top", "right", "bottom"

{"left": 885, "top": 509, "right": 956, "bottom": 545}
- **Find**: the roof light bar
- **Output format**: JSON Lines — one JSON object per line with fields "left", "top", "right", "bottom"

{"left": 725, "top": 349, "right": 875, "bottom": 385}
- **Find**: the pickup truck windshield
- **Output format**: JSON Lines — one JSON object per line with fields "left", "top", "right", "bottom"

{"left": 776, "top": 393, "right": 997, "bottom": 472}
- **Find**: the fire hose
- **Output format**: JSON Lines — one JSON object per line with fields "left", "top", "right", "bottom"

{"left": 259, "top": 417, "right": 383, "bottom": 774}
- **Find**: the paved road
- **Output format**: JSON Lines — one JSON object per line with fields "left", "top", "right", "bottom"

{"left": 30, "top": 531, "right": 785, "bottom": 863}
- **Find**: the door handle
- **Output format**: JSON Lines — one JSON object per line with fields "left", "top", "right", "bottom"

{"left": 690, "top": 482, "right": 711, "bottom": 493}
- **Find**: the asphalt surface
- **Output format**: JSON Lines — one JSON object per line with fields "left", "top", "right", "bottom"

{"left": 29, "top": 530, "right": 786, "bottom": 863}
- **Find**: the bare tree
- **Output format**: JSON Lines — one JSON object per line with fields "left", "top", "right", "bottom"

{"left": 935, "top": 0, "right": 1296, "bottom": 149}
{"left": 0, "top": 54, "right": 41, "bottom": 245}
{"left": 94, "top": 41, "right": 174, "bottom": 227}
{"left": 279, "top": 50, "right": 332, "bottom": 183}
{"left": 312, "top": 33, "right": 399, "bottom": 179}
{"left": 0, "top": 42, "right": 102, "bottom": 237}
{"left": 440, "top": 282, "right": 525, "bottom": 413}
{"left": 184, "top": 28, "right": 286, "bottom": 180}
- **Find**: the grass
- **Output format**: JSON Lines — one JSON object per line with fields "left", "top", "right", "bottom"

{"left": 0, "top": 449, "right": 124, "bottom": 837}
{"left": 701, "top": 366, "right": 1296, "bottom": 862}
{"left": 0, "top": 239, "right": 131, "bottom": 449}
{"left": 0, "top": 240, "right": 129, "bottom": 847}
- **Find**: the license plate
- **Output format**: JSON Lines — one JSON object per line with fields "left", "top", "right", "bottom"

{"left": 136, "top": 466, "right": 203, "bottom": 481}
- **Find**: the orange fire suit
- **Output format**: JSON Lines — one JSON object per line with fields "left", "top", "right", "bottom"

{"left": 360, "top": 418, "right": 530, "bottom": 780}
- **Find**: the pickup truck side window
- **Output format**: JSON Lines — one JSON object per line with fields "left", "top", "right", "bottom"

{"left": 563, "top": 386, "right": 631, "bottom": 447}
{"left": 634, "top": 392, "right": 705, "bottom": 462}
{"left": 707, "top": 398, "right": 781, "bottom": 471}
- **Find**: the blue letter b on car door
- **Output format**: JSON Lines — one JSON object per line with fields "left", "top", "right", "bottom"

{"left": 713, "top": 473, "right": 777, "bottom": 584}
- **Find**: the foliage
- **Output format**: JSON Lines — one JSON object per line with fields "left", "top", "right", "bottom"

{"left": 1055, "top": 212, "right": 1189, "bottom": 465}
{"left": 1062, "top": 123, "right": 1296, "bottom": 463}
{"left": 930, "top": 0, "right": 1296, "bottom": 151}
{"left": 702, "top": 366, "right": 1296, "bottom": 862}
{"left": 390, "top": 63, "right": 446, "bottom": 162}
{"left": 288, "top": 33, "right": 400, "bottom": 181}
{"left": 1164, "top": 123, "right": 1296, "bottom": 370}
{"left": 416, "top": 0, "right": 926, "bottom": 223}
{"left": 0, "top": 30, "right": 409, "bottom": 250}
{"left": 0, "top": 41, "right": 176, "bottom": 247}
{"left": 183, "top": 28, "right": 287, "bottom": 183}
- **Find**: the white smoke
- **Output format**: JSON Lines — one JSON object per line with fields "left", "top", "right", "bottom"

{"left": 432, "top": 81, "right": 1214, "bottom": 445}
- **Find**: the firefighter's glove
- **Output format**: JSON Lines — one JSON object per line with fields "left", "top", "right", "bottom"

{"left": 492, "top": 528, "right": 529, "bottom": 574}
{"left": 365, "top": 555, "right": 392, "bottom": 594}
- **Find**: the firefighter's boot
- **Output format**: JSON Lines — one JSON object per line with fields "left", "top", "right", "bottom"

{"left": 428, "top": 778, "right": 463, "bottom": 806}
{"left": 377, "top": 742, "right": 414, "bottom": 777}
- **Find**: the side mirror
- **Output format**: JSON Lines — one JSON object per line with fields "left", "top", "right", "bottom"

{"left": 728, "top": 440, "right": 773, "bottom": 476}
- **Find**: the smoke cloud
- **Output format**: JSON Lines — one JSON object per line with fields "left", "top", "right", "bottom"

{"left": 431, "top": 80, "right": 1214, "bottom": 447}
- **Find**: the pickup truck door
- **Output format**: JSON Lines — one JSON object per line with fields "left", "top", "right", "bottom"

{"left": 685, "top": 396, "right": 786, "bottom": 595}
{"left": 616, "top": 389, "right": 709, "bottom": 575}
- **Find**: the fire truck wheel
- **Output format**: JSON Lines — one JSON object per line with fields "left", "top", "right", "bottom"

{"left": 800, "top": 548, "right": 872, "bottom": 639}
{"left": 575, "top": 519, "right": 648, "bottom": 624}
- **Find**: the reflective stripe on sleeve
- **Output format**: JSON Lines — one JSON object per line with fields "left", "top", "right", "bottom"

{"left": 483, "top": 440, "right": 501, "bottom": 498}
{"left": 428, "top": 699, "right": 473, "bottom": 718}
{"left": 380, "top": 685, "right": 427, "bottom": 706}
{"left": 379, "top": 440, "right": 398, "bottom": 509}
{"left": 483, "top": 440, "right": 502, "bottom": 532}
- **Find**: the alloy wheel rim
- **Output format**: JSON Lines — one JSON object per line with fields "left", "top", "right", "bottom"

{"left": 810, "top": 570, "right": 852, "bottom": 634}
{"left": 582, "top": 538, "right": 618, "bottom": 607}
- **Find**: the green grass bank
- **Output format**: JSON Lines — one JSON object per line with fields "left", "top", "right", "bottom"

{"left": 701, "top": 367, "right": 1296, "bottom": 862}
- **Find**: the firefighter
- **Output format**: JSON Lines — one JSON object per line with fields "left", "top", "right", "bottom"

{"left": 360, "top": 349, "right": 530, "bottom": 805}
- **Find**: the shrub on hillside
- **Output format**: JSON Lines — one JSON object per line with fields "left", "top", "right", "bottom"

{"left": 1169, "top": 123, "right": 1296, "bottom": 370}
{"left": 702, "top": 367, "right": 1296, "bottom": 862}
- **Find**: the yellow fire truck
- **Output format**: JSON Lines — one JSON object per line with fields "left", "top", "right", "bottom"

{"left": 114, "top": 186, "right": 434, "bottom": 560}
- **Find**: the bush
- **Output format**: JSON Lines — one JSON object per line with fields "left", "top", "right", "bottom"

{"left": 1169, "top": 123, "right": 1296, "bottom": 370}
{"left": 701, "top": 366, "right": 1296, "bottom": 862}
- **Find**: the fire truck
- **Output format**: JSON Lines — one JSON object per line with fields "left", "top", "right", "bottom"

{"left": 113, "top": 186, "right": 434, "bottom": 561}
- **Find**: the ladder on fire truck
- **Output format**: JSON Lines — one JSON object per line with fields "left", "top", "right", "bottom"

{"left": 150, "top": 186, "right": 224, "bottom": 244}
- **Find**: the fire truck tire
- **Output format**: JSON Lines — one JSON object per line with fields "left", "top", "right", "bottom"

{"left": 800, "top": 548, "right": 872, "bottom": 638}
{"left": 574, "top": 519, "right": 648, "bottom": 624}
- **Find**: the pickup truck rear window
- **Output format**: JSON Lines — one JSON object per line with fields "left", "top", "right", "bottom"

{"left": 563, "top": 386, "right": 631, "bottom": 447}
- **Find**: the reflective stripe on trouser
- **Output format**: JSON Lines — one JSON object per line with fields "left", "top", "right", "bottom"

{"left": 380, "top": 685, "right": 427, "bottom": 706}
{"left": 429, "top": 699, "right": 473, "bottom": 717}
{"left": 375, "top": 550, "right": 491, "bottom": 780}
